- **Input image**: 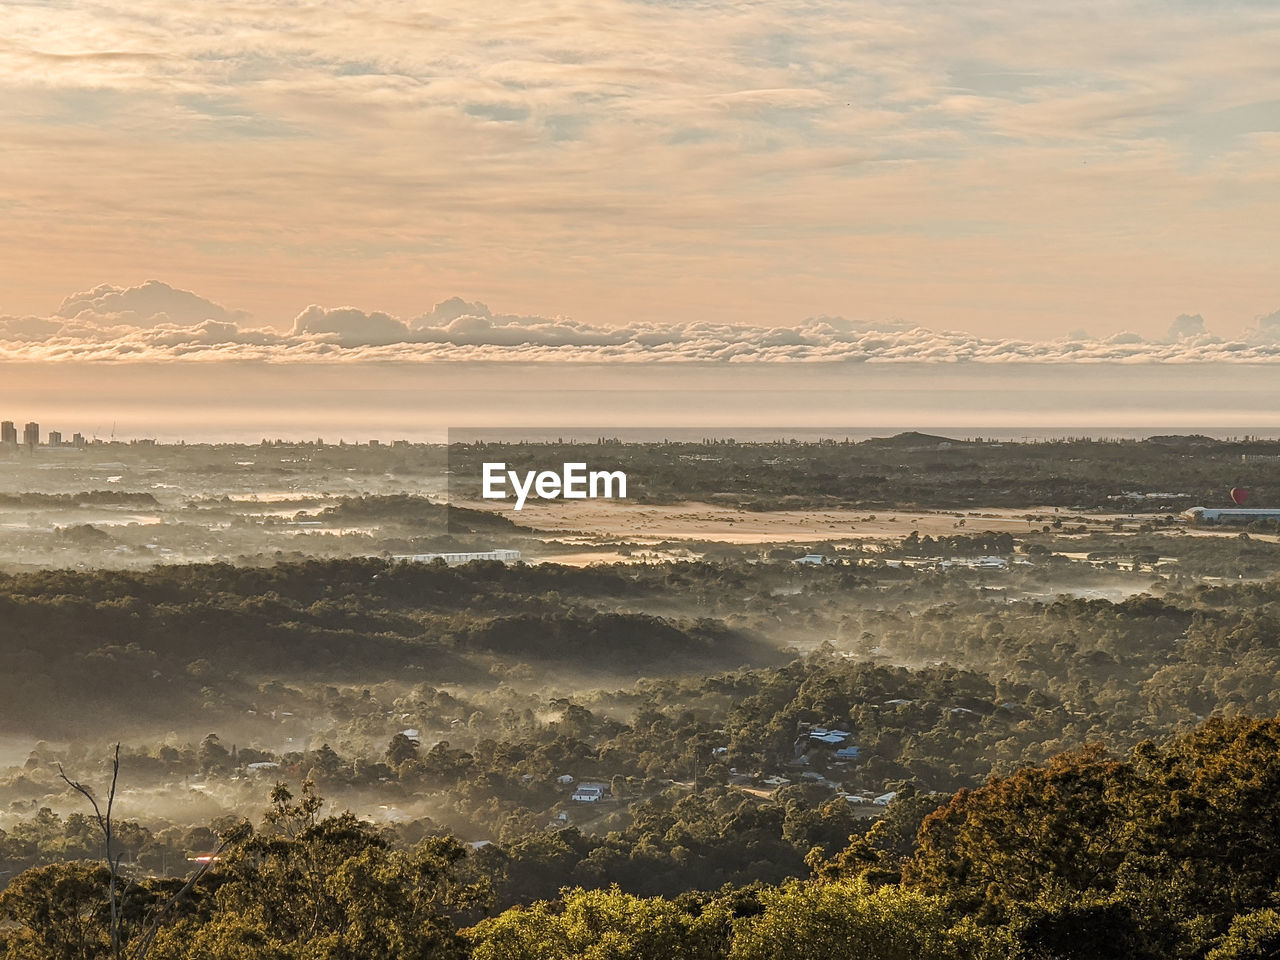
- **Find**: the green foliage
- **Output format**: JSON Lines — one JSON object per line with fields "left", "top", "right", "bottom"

{"left": 727, "top": 879, "right": 996, "bottom": 960}
{"left": 0, "top": 862, "right": 115, "bottom": 960}
{"left": 145, "top": 781, "right": 484, "bottom": 959}
{"left": 1206, "top": 909, "right": 1280, "bottom": 960}
{"left": 906, "top": 718, "right": 1280, "bottom": 957}
{"left": 468, "top": 886, "right": 732, "bottom": 960}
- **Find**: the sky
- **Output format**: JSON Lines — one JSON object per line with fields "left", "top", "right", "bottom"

{"left": 2, "top": 0, "right": 1279, "bottom": 347}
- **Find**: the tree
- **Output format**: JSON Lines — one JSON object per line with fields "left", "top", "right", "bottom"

{"left": 905, "top": 746, "right": 1136, "bottom": 922}
{"left": 198, "top": 735, "right": 231, "bottom": 775}
{"left": 1206, "top": 909, "right": 1280, "bottom": 960}
{"left": 58, "top": 744, "right": 125, "bottom": 957}
{"left": 0, "top": 862, "right": 114, "bottom": 960}
{"left": 146, "top": 781, "right": 485, "bottom": 959}
{"left": 727, "top": 879, "right": 996, "bottom": 960}
{"left": 386, "top": 732, "right": 421, "bottom": 769}
{"left": 467, "top": 885, "right": 732, "bottom": 960}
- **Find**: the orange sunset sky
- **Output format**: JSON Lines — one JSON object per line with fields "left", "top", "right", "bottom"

{"left": 1, "top": 0, "right": 1279, "bottom": 348}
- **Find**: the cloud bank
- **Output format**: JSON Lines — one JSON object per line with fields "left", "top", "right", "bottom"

{"left": 4, "top": 281, "right": 1280, "bottom": 364}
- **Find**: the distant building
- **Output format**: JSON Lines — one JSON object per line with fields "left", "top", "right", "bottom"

{"left": 571, "top": 782, "right": 609, "bottom": 803}
{"left": 72, "top": 433, "right": 85, "bottom": 447}
{"left": 0, "top": 421, "right": 15, "bottom": 446}
{"left": 394, "top": 550, "right": 521, "bottom": 565}
{"left": 807, "top": 727, "right": 851, "bottom": 745}
{"left": 48, "top": 431, "right": 62, "bottom": 447}
{"left": 22, "top": 422, "right": 38, "bottom": 448}
{"left": 1183, "top": 507, "right": 1280, "bottom": 524}
{"left": 795, "top": 554, "right": 827, "bottom": 565}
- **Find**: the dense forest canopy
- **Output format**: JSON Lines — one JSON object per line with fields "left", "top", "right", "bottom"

{"left": 2, "top": 437, "right": 1280, "bottom": 956}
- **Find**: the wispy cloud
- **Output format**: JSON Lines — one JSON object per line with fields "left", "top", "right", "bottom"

{"left": 1, "top": 2, "right": 1278, "bottom": 335}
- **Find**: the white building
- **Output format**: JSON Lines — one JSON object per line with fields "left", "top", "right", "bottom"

{"left": 395, "top": 549, "right": 521, "bottom": 565}
{"left": 1183, "top": 507, "right": 1280, "bottom": 524}
{"left": 571, "top": 782, "right": 610, "bottom": 802}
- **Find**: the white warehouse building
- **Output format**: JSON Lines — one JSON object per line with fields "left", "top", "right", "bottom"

{"left": 1182, "top": 508, "right": 1280, "bottom": 524}
{"left": 394, "top": 549, "right": 522, "bottom": 565}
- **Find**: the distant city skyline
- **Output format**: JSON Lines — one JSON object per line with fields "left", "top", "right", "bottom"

{"left": 0, "top": 418, "right": 86, "bottom": 449}
{"left": 3, "top": 1, "right": 1279, "bottom": 344}
{"left": 3, "top": 361, "right": 1280, "bottom": 444}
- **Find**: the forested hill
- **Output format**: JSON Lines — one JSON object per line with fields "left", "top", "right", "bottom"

{"left": 0, "top": 559, "right": 784, "bottom": 735}
{"left": 5, "top": 716, "right": 1280, "bottom": 957}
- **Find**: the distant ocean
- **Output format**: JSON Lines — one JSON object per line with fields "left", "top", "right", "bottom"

{"left": 2, "top": 361, "right": 1279, "bottom": 443}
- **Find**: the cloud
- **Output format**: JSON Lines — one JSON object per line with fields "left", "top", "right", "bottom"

{"left": 3, "top": 281, "right": 1280, "bottom": 364}
{"left": 419, "top": 297, "right": 493, "bottom": 325}
{"left": 54, "top": 280, "right": 250, "bottom": 327}
{"left": 1168, "top": 313, "right": 1207, "bottom": 340}
{"left": 290, "top": 305, "right": 411, "bottom": 346}
{"left": 3, "top": 1, "right": 1280, "bottom": 342}
{"left": 1247, "top": 308, "right": 1280, "bottom": 344}
{"left": 0, "top": 315, "right": 64, "bottom": 342}
{"left": 1106, "top": 331, "right": 1145, "bottom": 345}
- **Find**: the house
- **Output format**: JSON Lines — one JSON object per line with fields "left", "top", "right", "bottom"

{"left": 761, "top": 776, "right": 791, "bottom": 788}
{"left": 874, "top": 791, "right": 898, "bottom": 806}
{"left": 795, "top": 554, "right": 827, "bottom": 565}
{"left": 556, "top": 774, "right": 575, "bottom": 785}
{"left": 810, "top": 731, "right": 850, "bottom": 745}
{"left": 834, "top": 746, "right": 861, "bottom": 760}
{"left": 571, "top": 783, "right": 610, "bottom": 803}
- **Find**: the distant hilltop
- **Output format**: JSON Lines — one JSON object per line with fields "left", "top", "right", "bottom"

{"left": 859, "top": 432, "right": 969, "bottom": 449}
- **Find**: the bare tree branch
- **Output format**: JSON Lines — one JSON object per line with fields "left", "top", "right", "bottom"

{"left": 60, "top": 743, "right": 123, "bottom": 960}
{"left": 131, "top": 825, "right": 245, "bottom": 960}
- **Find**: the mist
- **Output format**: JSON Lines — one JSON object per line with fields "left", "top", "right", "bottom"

{"left": 3, "top": 361, "right": 1280, "bottom": 443}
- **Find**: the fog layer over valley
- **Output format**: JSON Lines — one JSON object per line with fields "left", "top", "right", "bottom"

{"left": 3, "top": 437, "right": 1280, "bottom": 957}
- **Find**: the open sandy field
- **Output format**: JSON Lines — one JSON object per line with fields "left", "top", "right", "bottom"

{"left": 458, "top": 500, "right": 1136, "bottom": 545}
